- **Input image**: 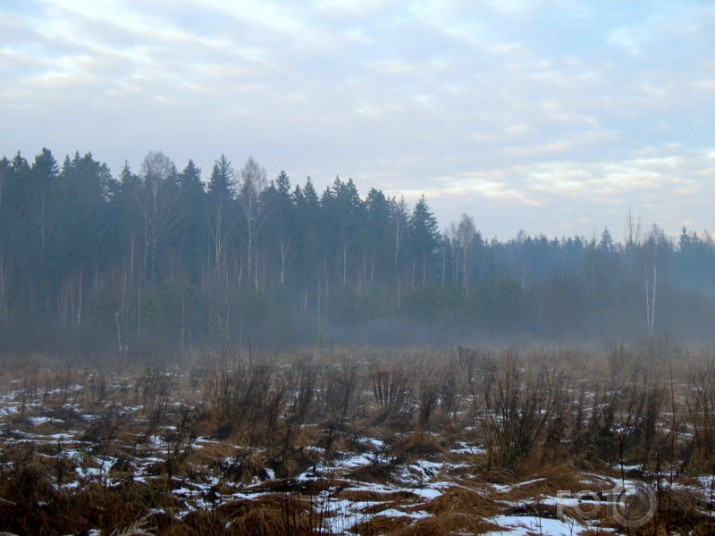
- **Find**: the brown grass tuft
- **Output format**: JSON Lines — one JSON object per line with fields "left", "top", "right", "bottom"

{"left": 394, "top": 514, "right": 505, "bottom": 536}
{"left": 420, "top": 485, "right": 501, "bottom": 519}
{"left": 351, "top": 514, "right": 413, "bottom": 535}
{"left": 388, "top": 431, "right": 445, "bottom": 461}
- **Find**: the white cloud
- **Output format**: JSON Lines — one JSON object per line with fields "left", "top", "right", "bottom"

{"left": 1, "top": 0, "right": 713, "bottom": 239}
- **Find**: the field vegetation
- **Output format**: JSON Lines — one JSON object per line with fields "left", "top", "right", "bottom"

{"left": 1, "top": 340, "right": 714, "bottom": 535}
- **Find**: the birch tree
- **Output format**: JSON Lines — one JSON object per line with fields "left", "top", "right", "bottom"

{"left": 237, "top": 158, "right": 268, "bottom": 290}
{"left": 456, "top": 213, "right": 476, "bottom": 294}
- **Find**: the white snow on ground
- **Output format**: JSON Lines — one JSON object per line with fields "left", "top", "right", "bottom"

{"left": 410, "top": 486, "right": 446, "bottom": 501}
{"left": 335, "top": 452, "right": 375, "bottom": 468}
{"left": 375, "top": 507, "right": 431, "bottom": 519}
{"left": 484, "top": 514, "right": 589, "bottom": 536}
{"left": 490, "top": 477, "right": 547, "bottom": 494}
{"left": 362, "top": 436, "right": 385, "bottom": 449}
{"left": 28, "top": 415, "right": 62, "bottom": 426}
{"left": 451, "top": 441, "right": 486, "bottom": 454}
{"left": 321, "top": 498, "right": 380, "bottom": 534}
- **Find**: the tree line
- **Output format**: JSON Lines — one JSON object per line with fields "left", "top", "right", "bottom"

{"left": 1, "top": 148, "right": 713, "bottom": 354}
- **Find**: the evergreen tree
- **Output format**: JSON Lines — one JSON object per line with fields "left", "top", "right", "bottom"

{"left": 177, "top": 160, "right": 206, "bottom": 281}
{"left": 261, "top": 170, "right": 294, "bottom": 286}
{"left": 206, "top": 154, "right": 235, "bottom": 279}
{"left": 408, "top": 195, "right": 440, "bottom": 286}
{"left": 365, "top": 188, "right": 392, "bottom": 288}
{"left": 53, "top": 152, "right": 113, "bottom": 328}
{"left": 293, "top": 178, "right": 322, "bottom": 319}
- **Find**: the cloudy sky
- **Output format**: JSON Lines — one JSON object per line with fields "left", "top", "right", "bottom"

{"left": 2, "top": 0, "right": 714, "bottom": 239}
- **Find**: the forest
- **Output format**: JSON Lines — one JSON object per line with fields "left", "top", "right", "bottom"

{"left": 0, "top": 147, "right": 713, "bottom": 355}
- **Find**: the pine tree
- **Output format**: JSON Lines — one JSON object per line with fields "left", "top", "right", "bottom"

{"left": 409, "top": 195, "right": 440, "bottom": 286}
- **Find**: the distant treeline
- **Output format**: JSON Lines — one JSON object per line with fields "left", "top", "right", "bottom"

{"left": 0, "top": 148, "right": 713, "bottom": 354}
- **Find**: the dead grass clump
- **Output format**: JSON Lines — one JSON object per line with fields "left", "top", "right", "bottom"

{"left": 218, "top": 494, "right": 316, "bottom": 536}
{"left": 108, "top": 456, "right": 136, "bottom": 482}
{"left": 264, "top": 441, "right": 320, "bottom": 480}
{"left": 347, "top": 455, "right": 399, "bottom": 483}
{"left": 352, "top": 514, "right": 413, "bottom": 535}
{"left": 394, "top": 514, "right": 504, "bottom": 536}
{"left": 519, "top": 463, "right": 587, "bottom": 494}
{"left": 503, "top": 501, "right": 559, "bottom": 519}
{"left": 182, "top": 439, "right": 235, "bottom": 468}
{"left": 318, "top": 424, "right": 368, "bottom": 462}
{"left": 0, "top": 459, "right": 54, "bottom": 509}
{"left": 336, "top": 488, "right": 419, "bottom": 503}
{"left": 224, "top": 450, "right": 270, "bottom": 484}
{"left": 420, "top": 485, "right": 501, "bottom": 519}
{"left": 68, "top": 483, "right": 156, "bottom": 532}
{"left": 0, "top": 479, "right": 165, "bottom": 535}
{"left": 162, "top": 510, "right": 225, "bottom": 535}
{"left": 112, "top": 515, "right": 158, "bottom": 536}
{"left": 388, "top": 431, "right": 444, "bottom": 460}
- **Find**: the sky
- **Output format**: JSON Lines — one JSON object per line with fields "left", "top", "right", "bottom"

{"left": 1, "top": 0, "right": 714, "bottom": 240}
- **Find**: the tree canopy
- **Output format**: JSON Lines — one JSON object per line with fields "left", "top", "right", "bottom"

{"left": 1, "top": 147, "right": 714, "bottom": 355}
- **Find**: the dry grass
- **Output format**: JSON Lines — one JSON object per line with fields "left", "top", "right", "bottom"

{"left": 1, "top": 343, "right": 715, "bottom": 534}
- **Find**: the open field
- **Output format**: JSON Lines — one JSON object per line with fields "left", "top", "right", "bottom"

{"left": 1, "top": 342, "right": 714, "bottom": 535}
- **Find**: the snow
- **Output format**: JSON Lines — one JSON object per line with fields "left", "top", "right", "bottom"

{"left": 28, "top": 416, "right": 61, "bottom": 426}
{"left": 491, "top": 477, "right": 547, "bottom": 494}
{"left": 374, "top": 507, "right": 430, "bottom": 519}
{"left": 329, "top": 451, "right": 376, "bottom": 470}
{"left": 451, "top": 442, "right": 486, "bottom": 455}
{"left": 411, "top": 487, "right": 445, "bottom": 500}
{"left": 485, "top": 514, "right": 587, "bottom": 535}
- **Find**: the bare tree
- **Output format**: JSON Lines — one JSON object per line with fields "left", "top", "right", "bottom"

{"left": 643, "top": 224, "right": 666, "bottom": 336}
{"left": 391, "top": 197, "right": 408, "bottom": 307}
{"left": 140, "top": 151, "right": 181, "bottom": 280}
{"left": 237, "top": 158, "right": 268, "bottom": 290}
{"left": 456, "top": 213, "right": 476, "bottom": 294}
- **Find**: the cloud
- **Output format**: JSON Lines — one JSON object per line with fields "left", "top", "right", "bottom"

{"left": 1, "top": 0, "right": 713, "bottom": 239}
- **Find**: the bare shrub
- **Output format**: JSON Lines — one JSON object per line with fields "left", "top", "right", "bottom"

{"left": 371, "top": 366, "right": 412, "bottom": 424}
{"left": 416, "top": 378, "right": 439, "bottom": 432}
{"left": 318, "top": 362, "right": 357, "bottom": 458}
{"left": 203, "top": 351, "right": 278, "bottom": 444}
{"left": 285, "top": 362, "right": 316, "bottom": 427}
{"left": 162, "top": 406, "right": 200, "bottom": 488}
{"left": 477, "top": 349, "right": 567, "bottom": 470}
{"left": 683, "top": 358, "right": 715, "bottom": 471}
{"left": 137, "top": 367, "right": 173, "bottom": 430}
{"left": 438, "top": 364, "right": 460, "bottom": 423}
{"left": 317, "top": 362, "right": 357, "bottom": 425}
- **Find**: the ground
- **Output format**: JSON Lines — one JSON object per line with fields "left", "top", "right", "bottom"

{"left": 0, "top": 344, "right": 713, "bottom": 535}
